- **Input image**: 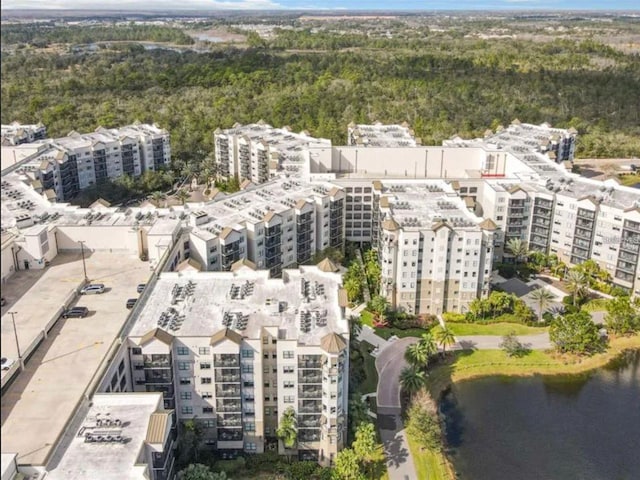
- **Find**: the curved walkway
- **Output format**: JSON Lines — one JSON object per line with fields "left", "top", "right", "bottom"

{"left": 375, "top": 337, "right": 419, "bottom": 480}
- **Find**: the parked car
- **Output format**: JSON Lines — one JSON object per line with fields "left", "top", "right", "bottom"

{"left": 136, "top": 283, "right": 146, "bottom": 294}
{"left": 126, "top": 298, "right": 137, "bottom": 309}
{"left": 62, "top": 306, "right": 89, "bottom": 318}
{"left": 80, "top": 284, "right": 105, "bottom": 295}
{"left": 1, "top": 357, "right": 15, "bottom": 371}
{"left": 0, "top": 297, "right": 5, "bottom": 306}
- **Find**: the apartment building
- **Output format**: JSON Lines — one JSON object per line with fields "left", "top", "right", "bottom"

{"left": 347, "top": 121, "right": 420, "bottom": 147}
{"left": 373, "top": 180, "right": 494, "bottom": 314}
{"left": 8, "top": 124, "right": 170, "bottom": 201}
{"left": 1, "top": 122, "right": 47, "bottom": 146}
{"left": 46, "top": 393, "right": 176, "bottom": 480}
{"left": 184, "top": 180, "right": 345, "bottom": 277}
{"left": 214, "top": 122, "right": 331, "bottom": 184}
{"left": 118, "top": 266, "right": 348, "bottom": 465}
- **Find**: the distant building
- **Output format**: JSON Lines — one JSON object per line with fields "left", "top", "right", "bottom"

{"left": 1, "top": 122, "right": 47, "bottom": 146}
{"left": 347, "top": 121, "right": 420, "bottom": 147}
{"left": 11, "top": 123, "right": 170, "bottom": 201}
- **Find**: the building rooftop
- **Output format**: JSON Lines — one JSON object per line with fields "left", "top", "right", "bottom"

{"left": 348, "top": 122, "right": 418, "bottom": 147}
{"left": 46, "top": 393, "right": 165, "bottom": 480}
{"left": 128, "top": 266, "right": 348, "bottom": 345}
{"left": 379, "top": 180, "right": 482, "bottom": 230}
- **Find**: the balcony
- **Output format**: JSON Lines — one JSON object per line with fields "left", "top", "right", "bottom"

{"left": 217, "top": 429, "right": 243, "bottom": 441}
{"left": 216, "top": 387, "right": 241, "bottom": 398}
{"left": 214, "top": 355, "right": 239, "bottom": 368}
{"left": 215, "top": 371, "right": 240, "bottom": 383}
{"left": 298, "top": 374, "right": 323, "bottom": 384}
{"left": 298, "top": 359, "right": 322, "bottom": 369}
{"left": 298, "top": 431, "right": 321, "bottom": 442}
{"left": 216, "top": 401, "right": 241, "bottom": 412}
{"left": 299, "top": 388, "right": 322, "bottom": 399}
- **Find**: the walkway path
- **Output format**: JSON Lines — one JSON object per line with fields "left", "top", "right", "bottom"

{"left": 375, "top": 337, "right": 419, "bottom": 480}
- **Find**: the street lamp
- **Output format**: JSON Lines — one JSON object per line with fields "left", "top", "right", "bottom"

{"left": 8, "top": 311, "right": 23, "bottom": 369}
{"left": 78, "top": 240, "right": 88, "bottom": 282}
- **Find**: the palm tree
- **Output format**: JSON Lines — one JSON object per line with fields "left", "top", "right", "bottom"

{"left": 436, "top": 326, "right": 456, "bottom": 356}
{"left": 404, "top": 341, "right": 430, "bottom": 368}
{"left": 506, "top": 238, "right": 529, "bottom": 264}
{"left": 565, "top": 270, "right": 588, "bottom": 307}
{"left": 149, "top": 190, "right": 166, "bottom": 207}
{"left": 419, "top": 332, "right": 438, "bottom": 357}
{"left": 529, "top": 287, "right": 555, "bottom": 322}
{"left": 276, "top": 407, "right": 297, "bottom": 450}
{"left": 399, "top": 366, "right": 426, "bottom": 396}
{"left": 175, "top": 188, "right": 190, "bottom": 205}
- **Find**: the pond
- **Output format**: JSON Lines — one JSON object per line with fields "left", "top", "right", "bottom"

{"left": 441, "top": 350, "right": 640, "bottom": 480}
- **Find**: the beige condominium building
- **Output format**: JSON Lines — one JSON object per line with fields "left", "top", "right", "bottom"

{"left": 1, "top": 122, "right": 47, "bottom": 146}
{"left": 98, "top": 265, "right": 349, "bottom": 466}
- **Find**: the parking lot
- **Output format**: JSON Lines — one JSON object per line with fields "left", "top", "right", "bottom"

{"left": 1, "top": 251, "right": 151, "bottom": 466}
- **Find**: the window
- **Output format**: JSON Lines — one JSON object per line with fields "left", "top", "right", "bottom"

{"left": 245, "top": 442, "right": 257, "bottom": 451}
{"left": 180, "top": 392, "right": 192, "bottom": 400}
{"left": 203, "top": 407, "right": 213, "bottom": 414}
{"left": 199, "top": 347, "right": 210, "bottom": 355}
{"left": 283, "top": 366, "right": 294, "bottom": 374}
{"left": 118, "top": 360, "right": 125, "bottom": 376}
{"left": 283, "top": 351, "right": 294, "bottom": 359}
{"left": 202, "top": 392, "right": 212, "bottom": 399}
{"left": 242, "top": 365, "right": 254, "bottom": 374}
{"left": 284, "top": 396, "right": 295, "bottom": 403}
{"left": 178, "top": 362, "right": 190, "bottom": 371}
{"left": 179, "top": 377, "right": 191, "bottom": 385}
{"left": 244, "top": 423, "right": 255, "bottom": 432}
{"left": 181, "top": 406, "right": 193, "bottom": 415}
{"left": 177, "top": 347, "right": 189, "bottom": 355}
{"left": 284, "top": 381, "right": 295, "bottom": 389}
{"left": 242, "top": 349, "right": 254, "bottom": 358}
{"left": 201, "top": 377, "right": 211, "bottom": 384}
{"left": 200, "top": 362, "right": 211, "bottom": 369}
{"left": 131, "top": 347, "right": 142, "bottom": 355}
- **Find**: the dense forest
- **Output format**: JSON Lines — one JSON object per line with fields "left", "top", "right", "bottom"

{"left": 0, "top": 23, "right": 194, "bottom": 46}
{"left": 1, "top": 23, "right": 639, "bottom": 179}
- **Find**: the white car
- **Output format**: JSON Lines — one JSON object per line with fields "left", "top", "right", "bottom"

{"left": 1, "top": 357, "right": 16, "bottom": 371}
{"left": 80, "top": 284, "right": 105, "bottom": 295}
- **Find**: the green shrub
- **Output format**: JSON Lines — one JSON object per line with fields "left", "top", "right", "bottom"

{"left": 442, "top": 312, "right": 466, "bottom": 323}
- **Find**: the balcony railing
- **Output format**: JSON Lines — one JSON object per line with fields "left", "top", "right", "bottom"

{"left": 216, "top": 388, "right": 241, "bottom": 398}
{"left": 215, "top": 374, "right": 240, "bottom": 383}
{"left": 216, "top": 402, "right": 241, "bottom": 412}
{"left": 298, "top": 360, "right": 322, "bottom": 369}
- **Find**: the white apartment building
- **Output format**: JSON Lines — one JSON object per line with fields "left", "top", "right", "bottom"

{"left": 214, "top": 121, "right": 331, "bottom": 184}
{"left": 347, "top": 121, "right": 420, "bottom": 147}
{"left": 1, "top": 122, "right": 47, "bottom": 146}
{"left": 184, "top": 180, "right": 345, "bottom": 277}
{"left": 7, "top": 123, "right": 170, "bottom": 201}
{"left": 101, "top": 266, "right": 348, "bottom": 465}
{"left": 374, "top": 180, "right": 495, "bottom": 314}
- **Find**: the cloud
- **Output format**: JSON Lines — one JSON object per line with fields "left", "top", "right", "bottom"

{"left": 3, "top": 0, "right": 284, "bottom": 9}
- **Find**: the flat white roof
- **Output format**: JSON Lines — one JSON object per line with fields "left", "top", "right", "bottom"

{"left": 129, "top": 266, "right": 348, "bottom": 345}
{"left": 46, "top": 393, "right": 164, "bottom": 480}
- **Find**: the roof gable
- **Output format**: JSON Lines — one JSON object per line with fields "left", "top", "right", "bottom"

{"left": 210, "top": 328, "right": 243, "bottom": 346}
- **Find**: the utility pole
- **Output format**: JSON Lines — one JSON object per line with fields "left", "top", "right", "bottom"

{"left": 8, "top": 311, "right": 23, "bottom": 369}
{"left": 78, "top": 241, "right": 88, "bottom": 282}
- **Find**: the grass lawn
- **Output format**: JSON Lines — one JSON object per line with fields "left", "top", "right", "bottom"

{"left": 426, "top": 335, "right": 640, "bottom": 397}
{"left": 434, "top": 322, "right": 547, "bottom": 336}
{"left": 618, "top": 173, "right": 640, "bottom": 187}
{"left": 374, "top": 326, "right": 428, "bottom": 340}
{"left": 359, "top": 340, "right": 379, "bottom": 394}
{"left": 406, "top": 431, "right": 453, "bottom": 480}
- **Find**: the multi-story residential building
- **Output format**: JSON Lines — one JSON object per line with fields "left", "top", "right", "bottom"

{"left": 1, "top": 122, "right": 47, "bottom": 146}
{"left": 214, "top": 122, "right": 331, "bottom": 184}
{"left": 185, "top": 180, "right": 345, "bottom": 277}
{"left": 374, "top": 180, "right": 495, "bottom": 315}
{"left": 46, "top": 392, "right": 176, "bottom": 480}
{"left": 347, "top": 121, "right": 420, "bottom": 147}
{"left": 8, "top": 124, "right": 170, "bottom": 201}
{"left": 117, "top": 266, "right": 348, "bottom": 465}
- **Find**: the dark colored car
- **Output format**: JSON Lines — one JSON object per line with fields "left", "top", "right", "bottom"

{"left": 137, "top": 284, "right": 146, "bottom": 294}
{"left": 126, "top": 298, "right": 137, "bottom": 309}
{"left": 63, "top": 306, "right": 89, "bottom": 318}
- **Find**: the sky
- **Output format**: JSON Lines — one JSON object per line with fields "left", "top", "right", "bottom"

{"left": 2, "top": 0, "right": 639, "bottom": 10}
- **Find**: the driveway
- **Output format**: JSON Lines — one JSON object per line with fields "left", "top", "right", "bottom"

{"left": 375, "top": 337, "right": 419, "bottom": 480}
